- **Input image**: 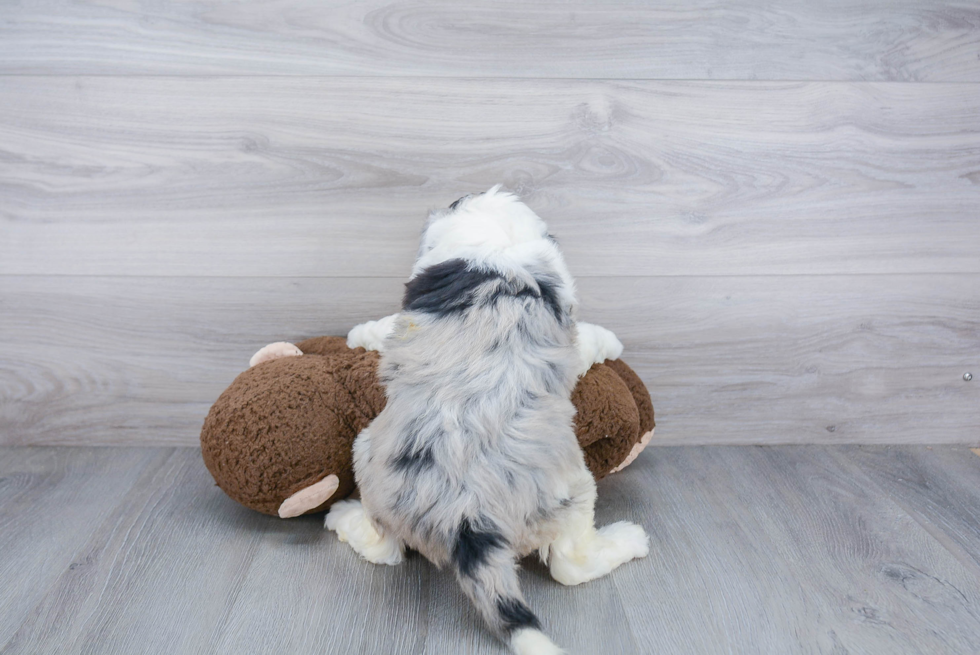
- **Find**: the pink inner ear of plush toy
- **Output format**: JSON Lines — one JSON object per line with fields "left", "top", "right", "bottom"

{"left": 278, "top": 474, "right": 340, "bottom": 518}
{"left": 610, "top": 429, "right": 655, "bottom": 474}
{"left": 249, "top": 341, "right": 303, "bottom": 368}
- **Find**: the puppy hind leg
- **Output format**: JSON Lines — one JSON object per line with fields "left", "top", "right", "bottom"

{"left": 325, "top": 499, "right": 404, "bottom": 566}
{"left": 544, "top": 476, "right": 649, "bottom": 586}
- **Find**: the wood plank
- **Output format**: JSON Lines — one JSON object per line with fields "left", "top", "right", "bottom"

{"left": 590, "top": 276, "right": 980, "bottom": 446}
{"left": 1, "top": 448, "right": 271, "bottom": 654}
{"left": 205, "top": 479, "right": 639, "bottom": 654}
{"left": 6, "top": 446, "right": 980, "bottom": 653}
{"left": 845, "top": 445, "right": 980, "bottom": 575}
{"left": 0, "top": 446, "right": 636, "bottom": 654}
{"left": 608, "top": 446, "right": 980, "bottom": 653}
{"left": 0, "top": 448, "right": 169, "bottom": 648}
{"left": 1, "top": 1, "right": 978, "bottom": 80}
{"left": 2, "top": 77, "right": 979, "bottom": 277}
{"left": 211, "top": 532, "right": 433, "bottom": 655}
{"left": 1, "top": 274, "right": 976, "bottom": 447}
{"left": 0, "top": 275, "right": 400, "bottom": 446}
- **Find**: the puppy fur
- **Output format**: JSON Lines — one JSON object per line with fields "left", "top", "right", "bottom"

{"left": 326, "top": 187, "right": 648, "bottom": 654}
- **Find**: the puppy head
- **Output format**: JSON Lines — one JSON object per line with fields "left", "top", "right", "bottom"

{"left": 412, "top": 186, "right": 553, "bottom": 278}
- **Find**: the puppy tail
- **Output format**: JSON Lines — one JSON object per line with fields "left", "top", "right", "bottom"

{"left": 451, "top": 517, "right": 565, "bottom": 654}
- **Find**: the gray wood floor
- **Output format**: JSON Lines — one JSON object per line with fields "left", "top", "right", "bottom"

{"left": 2, "top": 445, "right": 980, "bottom": 654}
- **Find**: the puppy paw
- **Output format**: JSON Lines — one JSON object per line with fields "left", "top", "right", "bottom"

{"left": 575, "top": 322, "right": 624, "bottom": 376}
{"left": 347, "top": 313, "right": 399, "bottom": 352}
{"left": 597, "top": 521, "right": 650, "bottom": 561}
{"left": 548, "top": 521, "right": 649, "bottom": 586}
{"left": 249, "top": 341, "right": 302, "bottom": 368}
{"left": 325, "top": 500, "right": 404, "bottom": 566}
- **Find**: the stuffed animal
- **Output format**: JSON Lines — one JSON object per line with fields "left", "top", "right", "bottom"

{"left": 201, "top": 336, "right": 654, "bottom": 518}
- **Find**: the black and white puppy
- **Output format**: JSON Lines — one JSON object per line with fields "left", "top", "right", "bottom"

{"left": 326, "top": 187, "right": 649, "bottom": 654}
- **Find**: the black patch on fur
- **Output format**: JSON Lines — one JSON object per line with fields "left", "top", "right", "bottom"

{"left": 535, "top": 276, "right": 564, "bottom": 322}
{"left": 497, "top": 597, "right": 541, "bottom": 633}
{"left": 403, "top": 259, "right": 500, "bottom": 317}
{"left": 511, "top": 286, "right": 538, "bottom": 302}
{"left": 390, "top": 444, "right": 434, "bottom": 473}
{"left": 453, "top": 517, "right": 505, "bottom": 578}
{"left": 493, "top": 275, "right": 565, "bottom": 324}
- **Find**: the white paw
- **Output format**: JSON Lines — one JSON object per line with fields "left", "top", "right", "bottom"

{"left": 325, "top": 499, "right": 404, "bottom": 566}
{"left": 347, "top": 313, "right": 399, "bottom": 352}
{"left": 575, "top": 322, "right": 624, "bottom": 377}
{"left": 548, "top": 521, "right": 649, "bottom": 586}
{"left": 249, "top": 341, "right": 303, "bottom": 368}
{"left": 597, "top": 521, "right": 650, "bottom": 561}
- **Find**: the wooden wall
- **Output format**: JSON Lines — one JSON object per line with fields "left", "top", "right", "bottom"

{"left": 1, "top": 1, "right": 978, "bottom": 446}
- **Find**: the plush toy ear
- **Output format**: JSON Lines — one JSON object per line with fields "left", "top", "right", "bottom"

{"left": 249, "top": 341, "right": 303, "bottom": 368}
{"left": 601, "top": 358, "right": 656, "bottom": 474}
{"left": 277, "top": 474, "right": 340, "bottom": 518}
{"left": 610, "top": 428, "right": 654, "bottom": 473}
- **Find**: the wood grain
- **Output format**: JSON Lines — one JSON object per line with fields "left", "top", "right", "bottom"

{"left": 1, "top": 1, "right": 978, "bottom": 80}
{"left": 2, "top": 78, "right": 979, "bottom": 278}
{"left": 1, "top": 448, "right": 268, "bottom": 653}
{"left": 0, "top": 448, "right": 171, "bottom": 648}
{"left": 4, "top": 446, "right": 980, "bottom": 653}
{"left": 0, "top": 275, "right": 400, "bottom": 446}
{"left": 845, "top": 445, "right": 980, "bottom": 575}
{"left": 592, "top": 275, "right": 980, "bottom": 446}
{"left": 2, "top": 274, "right": 976, "bottom": 447}
{"left": 610, "top": 446, "right": 980, "bottom": 654}
{"left": 211, "top": 533, "right": 433, "bottom": 655}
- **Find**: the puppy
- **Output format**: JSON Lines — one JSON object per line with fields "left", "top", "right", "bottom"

{"left": 326, "top": 187, "right": 649, "bottom": 654}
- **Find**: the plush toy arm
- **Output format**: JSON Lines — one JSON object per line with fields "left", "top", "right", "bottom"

{"left": 575, "top": 322, "right": 624, "bottom": 377}
{"left": 249, "top": 341, "right": 303, "bottom": 368}
{"left": 347, "top": 313, "right": 400, "bottom": 352}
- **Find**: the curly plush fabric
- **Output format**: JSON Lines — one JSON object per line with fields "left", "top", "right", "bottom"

{"left": 201, "top": 339, "right": 384, "bottom": 516}
{"left": 604, "top": 358, "right": 656, "bottom": 439}
{"left": 573, "top": 363, "right": 641, "bottom": 480}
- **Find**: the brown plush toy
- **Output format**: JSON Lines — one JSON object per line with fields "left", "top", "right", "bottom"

{"left": 201, "top": 336, "right": 654, "bottom": 518}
